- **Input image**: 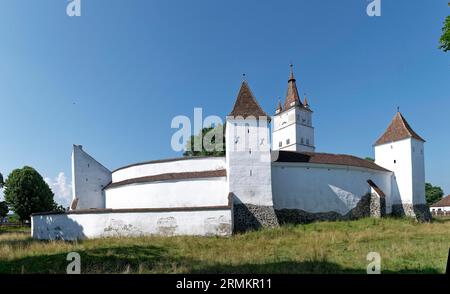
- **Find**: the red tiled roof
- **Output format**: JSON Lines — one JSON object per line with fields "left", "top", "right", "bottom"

{"left": 104, "top": 169, "right": 227, "bottom": 190}
{"left": 430, "top": 195, "right": 450, "bottom": 207}
{"left": 228, "top": 81, "right": 269, "bottom": 119}
{"left": 272, "top": 151, "right": 391, "bottom": 172}
{"left": 374, "top": 112, "right": 425, "bottom": 146}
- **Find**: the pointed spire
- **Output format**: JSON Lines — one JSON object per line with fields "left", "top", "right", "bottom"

{"left": 303, "top": 94, "right": 310, "bottom": 108}
{"left": 284, "top": 64, "right": 302, "bottom": 110}
{"left": 374, "top": 112, "right": 425, "bottom": 146}
{"left": 276, "top": 98, "right": 283, "bottom": 114}
{"left": 228, "top": 80, "right": 269, "bottom": 119}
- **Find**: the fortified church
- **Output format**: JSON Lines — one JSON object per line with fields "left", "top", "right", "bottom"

{"left": 32, "top": 66, "right": 430, "bottom": 240}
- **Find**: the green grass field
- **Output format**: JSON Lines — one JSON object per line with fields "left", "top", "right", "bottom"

{"left": 0, "top": 217, "right": 449, "bottom": 274}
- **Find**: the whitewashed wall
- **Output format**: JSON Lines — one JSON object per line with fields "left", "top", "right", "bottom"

{"left": 226, "top": 118, "right": 273, "bottom": 206}
{"left": 271, "top": 162, "right": 392, "bottom": 214}
{"left": 32, "top": 208, "right": 233, "bottom": 240}
{"left": 375, "top": 138, "right": 426, "bottom": 205}
{"left": 272, "top": 107, "right": 315, "bottom": 152}
{"left": 411, "top": 139, "right": 426, "bottom": 205}
{"left": 430, "top": 206, "right": 450, "bottom": 213}
{"left": 112, "top": 157, "right": 225, "bottom": 183}
{"left": 72, "top": 145, "right": 112, "bottom": 209}
{"left": 105, "top": 177, "right": 228, "bottom": 209}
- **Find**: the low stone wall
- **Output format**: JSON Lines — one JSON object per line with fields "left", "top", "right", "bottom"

{"left": 233, "top": 204, "right": 279, "bottom": 232}
{"left": 391, "top": 204, "right": 432, "bottom": 222}
{"left": 233, "top": 194, "right": 387, "bottom": 230}
{"left": 32, "top": 207, "right": 233, "bottom": 240}
{"left": 274, "top": 194, "right": 386, "bottom": 225}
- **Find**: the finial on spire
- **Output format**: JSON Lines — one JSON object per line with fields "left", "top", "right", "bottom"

{"left": 242, "top": 73, "right": 246, "bottom": 81}
{"left": 397, "top": 106, "right": 400, "bottom": 113}
{"left": 289, "top": 64, "right": 295, "bottom": 81}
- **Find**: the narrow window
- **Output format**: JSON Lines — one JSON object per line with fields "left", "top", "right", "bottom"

{"left": 306, "top": 139, "right": 310, "bottom": 145}
{"left": 394, "top": 160, "right": 397, "bottom": 164}
{"left": 286, "top": 139, "right": 290, "bottom": 145}
{"left": 250, "top": 170, "right": 252, "bottom": 176}
{"left": 301, "top": 138, "right": 304, "bottom": 144}
{"left": 279, "top": 141, "right": 282, "bottom": 147}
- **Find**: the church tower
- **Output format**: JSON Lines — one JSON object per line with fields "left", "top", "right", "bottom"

{"left": 272, "top": 65, "right": 315, "bottom": 152}
{"left": 226, "top": 80, "right": 278, "bottom": 231}
{"left": 374, "top": 111, "right": 430, "bottom": 220}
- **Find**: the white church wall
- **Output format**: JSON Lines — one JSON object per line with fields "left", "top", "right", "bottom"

{"left": 32, "top": 208, "right": 233, "bottom": 240}
{"left": 411, "top": 139, "right": 426, "bottom": 205}
{"left": 375, "top": 138, "right": 413, "bottom": 204}
{"left": 112, "top": 157, "right": 225, "bottom": 183}
{"left": 226, "top": 118, "right": 273, "bottom": 206}
{"left": 72, "top": 145, "right": 112, "bottom": 210}
{"left": 272, "top": 163, "right": 392, "bottom": 215}
{"left": 105, "top": 177, "right": 228, "bottom": 209}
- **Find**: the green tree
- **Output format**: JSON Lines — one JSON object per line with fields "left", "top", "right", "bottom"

{"left": 0, "top": 172, "right": 4, "bottom": 188}
{"left": 4, "top": 166, "right": 58, "bottom": 222}
{"left": 365, "top": 157, "right": 375, "bottom": 162}
{"left": 425, "top": 182, "right": 444, "bottom": 205}
{"left": 183, "top": 124, "right": 225, "bottom": 157}
{"left": 0, "top": 201, "right": 8, "bottom": 219}
{"left": 439, "top": 15, "right": 450, "bottom": 52}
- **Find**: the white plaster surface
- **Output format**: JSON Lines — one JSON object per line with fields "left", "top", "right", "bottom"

{"left": 72, "top": 145, "right": 111, "bottom": 210}
{"left": 32, "top": 209, "right": 233, "bottom": 240}
{"left": 226, "top": 118, "right": 274, "bottom": 206}
{"left": 271, "top": 162, "right": 392, "bottom": 214}
{"left": 105, "top": 177, "right": 228, "bottom": 209}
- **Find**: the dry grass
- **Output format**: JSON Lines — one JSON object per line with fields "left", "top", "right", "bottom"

{"left": 0, "top": 217, "right": 449, "bottom": 274}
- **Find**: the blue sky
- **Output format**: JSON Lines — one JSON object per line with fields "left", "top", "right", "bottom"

{"left": 0, "top": 0, "right": 449, "bottom": 205}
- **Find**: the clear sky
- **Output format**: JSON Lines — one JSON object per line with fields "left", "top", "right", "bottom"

{"left": 0, "top": 0, "right": 449, "bottom": 206}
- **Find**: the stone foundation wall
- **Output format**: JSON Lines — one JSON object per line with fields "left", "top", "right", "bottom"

{"left": 391, "top": 204, "right": 431, "bottom": 222}
{"left": 370, "top": 194, "right": 386, "bottom": 218}
{"left": 233, "top": 204, "right": 279, "bottom": 232}
{"left": 234, "top": 194, "right": 388, "bottom": 230}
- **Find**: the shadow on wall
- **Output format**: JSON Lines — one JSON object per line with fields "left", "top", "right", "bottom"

{"left": 34, "top": 214, "right": 86, "bottom": 241}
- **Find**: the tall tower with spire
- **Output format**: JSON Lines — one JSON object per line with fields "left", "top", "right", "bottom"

{"left": 272, "top": 65, "right": 315, "bottom": 152}
{"left": 226, "top": 79, "right": 278, "bottom": 231}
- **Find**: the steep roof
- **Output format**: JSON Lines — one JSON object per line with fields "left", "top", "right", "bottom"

{"left": 228, "top": 81, "right": 269, "bottom": 118}
{"left": 272, "top": 150, "right": 391, "bottom": 172}
{"left": 374, "top": 112, "right": 425, "bottom": 146}
{"left": 430, "top": 195, "right": 450, "bottom": 207}
{"left": 284, "top": 65, "right": 303, "bottom": 110}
